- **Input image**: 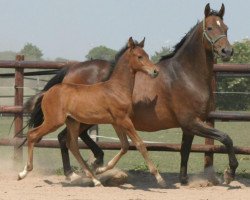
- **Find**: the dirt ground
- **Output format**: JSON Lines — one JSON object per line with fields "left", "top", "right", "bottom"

{"left": 0, "top": 167, "right": 250, "bottom": 200}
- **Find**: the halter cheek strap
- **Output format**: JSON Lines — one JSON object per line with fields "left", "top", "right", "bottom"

{"left": 202, "top": 19, "right": 227, "bottom": 57}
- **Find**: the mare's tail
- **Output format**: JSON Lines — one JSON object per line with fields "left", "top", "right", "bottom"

{"left": 25, "top": 67, "right": 68, "bottom": 128}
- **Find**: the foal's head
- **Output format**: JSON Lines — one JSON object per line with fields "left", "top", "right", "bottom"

{"left": 126, "top": 37, "right": 159, "bottom": 78}
{"left": 202, "top": 3, "right": 233, "bottom": 61}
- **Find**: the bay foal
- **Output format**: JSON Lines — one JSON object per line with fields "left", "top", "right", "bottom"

{"left": 18, "top": 37, "right": 165, "bottom": 186}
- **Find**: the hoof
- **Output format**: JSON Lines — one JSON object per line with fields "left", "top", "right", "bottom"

{"left": 67, "top": 172, "right": 82, "bottom": 183}
{"left": 95, "top": 167, "right": 105, "bottom": 175}
{"left": 158, "top": 179, "right": 167, "bottom": 188}
{"left": 180, "top": 176, "right": 189, "bottom": 185}
{"left": 93, "top": 179, "right": 103, "bottom": 187}
{"left": 224, "top": 169, "right": 234, "bottom": 184}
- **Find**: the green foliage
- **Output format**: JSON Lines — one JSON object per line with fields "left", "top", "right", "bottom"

{"left": 151, "top": 46, "right": 172, "bottom": 63}
{"left": 85, "top": 45, "right": 117, "bottom": 61}
{"left": 20, "top": 43, "right": 43, "bottom": 61}
{"left": 55, "top": 57, "right": 69, "bottom": 62}
{"left": 216, "top": 39, "right": 250, "bottom": 111}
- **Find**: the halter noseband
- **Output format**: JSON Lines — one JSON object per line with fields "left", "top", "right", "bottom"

{"left": 202, "top": 19, "right": 227, "bottom": 57}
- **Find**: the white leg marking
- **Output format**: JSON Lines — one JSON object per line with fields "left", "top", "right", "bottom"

{"left": 18, "top": 165, "right": 28, "bottom": 180}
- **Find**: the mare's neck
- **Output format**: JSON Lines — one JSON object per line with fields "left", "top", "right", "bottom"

{"left": 175, "top": 23, "right": 215, "bottom": 85}
{"left": 109, "top": 55, "right": 135, "bottom": 96}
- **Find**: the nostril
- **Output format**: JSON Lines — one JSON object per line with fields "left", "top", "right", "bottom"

{"left": 153, "top": 69, "right": 159, "bottom": 75}
{"left": 222, "top": 48, "right": 226, "bottom": 54}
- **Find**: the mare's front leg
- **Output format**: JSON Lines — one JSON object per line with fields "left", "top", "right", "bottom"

{"left": 185, "top": 118, "right": 238, "bottom": 184}
{"left": 120, "top": 118, "right": 166, "bottom": 187}
{"left": 179, "top": 131, "right": 194, "bottom": 185}
{"left": 95, "top": 125, "right": 129, "bottom": 174}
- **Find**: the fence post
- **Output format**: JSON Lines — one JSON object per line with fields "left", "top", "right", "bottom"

{"left": 204, "top": 64, "right": 217, "bottom": 168}
{"left": 14, "top": 55, "right": 24, "bottom": 164}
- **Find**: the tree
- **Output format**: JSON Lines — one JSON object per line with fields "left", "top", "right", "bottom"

{"left": 85, "top": 46, "right": 117, "bottom": 61}
{"left": 20, "top": 43, "right": 43, "bottom": 61}
{"left": 216, "top": 39, "right": 250, "bottom": 111}
{"left": 151, "top": 46, "right": 172, "bottom": 63}
{"left": 0, "top": 51, "right": 16, "bottom": 60}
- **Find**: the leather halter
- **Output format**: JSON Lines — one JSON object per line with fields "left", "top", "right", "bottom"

{"left": 202, "top": 19, "right": 227, "bottom": 57}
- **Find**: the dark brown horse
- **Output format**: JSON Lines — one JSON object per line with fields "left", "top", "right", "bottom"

{"left": 25, "top": 4, "right": 238, "bottom": 185}
{"left": 19, "top": 37, "right": 166, "bottom": 186}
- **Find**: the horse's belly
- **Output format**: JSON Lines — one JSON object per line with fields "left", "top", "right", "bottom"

{"left": 132, "top": 102, "right": 178, "bottom": 132}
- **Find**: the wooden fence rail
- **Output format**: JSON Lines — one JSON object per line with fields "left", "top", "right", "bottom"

{"left": 0, "top": 57, "right": 250, "bottom": 168}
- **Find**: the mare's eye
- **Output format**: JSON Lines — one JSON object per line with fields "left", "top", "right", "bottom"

{"left": 138, "top": 56, "right": 143, "bottom": 60}
{"left": 207, "top": 27, "right": 213, "bottom": 31}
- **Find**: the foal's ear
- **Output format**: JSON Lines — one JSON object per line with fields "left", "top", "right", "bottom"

{"left": 138, "top": 37, "right": 145, "bottom": 48}
{"left": 127, "top": 37, "right": 135, "bottom": 49}
{"left": 204, "top": 3, "right": 211, "bottom": 18}
{"left": 218, "top": 3, "right": 225, "bottom": 18}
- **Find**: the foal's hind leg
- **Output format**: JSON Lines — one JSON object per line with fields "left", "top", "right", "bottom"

{"left": 18, "top": 121, "right": 63, "bottom": 180}
{"left": 95, "top": 125, "right": 129, "bottom": 174}
{"left": 65, "top": 119, "right": 101, "bottom": 186}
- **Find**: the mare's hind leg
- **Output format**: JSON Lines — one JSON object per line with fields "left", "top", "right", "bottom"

{"left": 79, "top": 124, "right": 104, "bottom": 167}
{"left": 96, "top": 125, "right": 129, "bottom": 174}
{"left": 18, "top": 121, "right": 63, "bottom": 180}
{"left": 186, "top": 118, "right": 238, "bottom": 184}
{"left": 65, "top": 119, "right": 101, "bottom": 186}
{"left": 179, "top": 132, "right": 194, "bottom": 184}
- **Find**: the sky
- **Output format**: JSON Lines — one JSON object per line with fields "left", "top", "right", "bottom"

{"left": 0, "top": 0, "right": 249, "bottom": 61}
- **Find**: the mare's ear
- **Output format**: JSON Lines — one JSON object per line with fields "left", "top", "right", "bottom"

{"left": 138, "top": 37, "right": 145, "bottom": 48}
{"left": 204, "top": 3, "right": 210, "bottom": 18}
{"left": 127, "top": 37, "right": 135, "bottom": 49}
{"left": 218, "top": 3, "right": 225, "bottom": 18}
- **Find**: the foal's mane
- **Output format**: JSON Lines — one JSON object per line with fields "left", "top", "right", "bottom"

{"left": 103, "top": 40, "right": 140, "bottom": 81}
{"left": 160, "top": 9, "right": 222, "bottom": 62}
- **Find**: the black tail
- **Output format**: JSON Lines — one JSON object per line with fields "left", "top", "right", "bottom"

{"left": 25, "top": 67, "right": 69, "bottom": 128}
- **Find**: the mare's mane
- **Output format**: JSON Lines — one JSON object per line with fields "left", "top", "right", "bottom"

{"left": 160, "top": 9, "right": 222, "bottom": 62}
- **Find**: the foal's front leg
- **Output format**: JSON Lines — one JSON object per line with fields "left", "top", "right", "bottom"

{"left": 121, "top": 119, "right": 166, "bottom": 187}
{"left": 95, "top": 125, "right": 129, "bottom": 174}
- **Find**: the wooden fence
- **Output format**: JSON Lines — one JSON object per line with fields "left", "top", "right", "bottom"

{"left": 0, "top": 55, "right": 250, "bottom": 168}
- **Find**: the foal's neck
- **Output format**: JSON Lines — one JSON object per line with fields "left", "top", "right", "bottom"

{"left": 108, "top": 55, "right": 136, "bottom": 96}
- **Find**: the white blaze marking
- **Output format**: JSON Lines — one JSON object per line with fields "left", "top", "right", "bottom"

{"left": 216, "top": 20, "right": 221, "bottom": 26}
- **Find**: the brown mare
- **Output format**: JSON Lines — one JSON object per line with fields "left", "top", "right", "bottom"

{"left": 25, "top": 4, "right": 238, "bottom": 185}
{"left": 18, "top": 37, "right": 166, "bottom": 186}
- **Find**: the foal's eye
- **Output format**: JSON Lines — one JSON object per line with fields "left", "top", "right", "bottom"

{"left": 138, "top": 56, "right": 143, "bottom": 60}
{"left": 207, "top": 27, "right": 213, "bottom": 31}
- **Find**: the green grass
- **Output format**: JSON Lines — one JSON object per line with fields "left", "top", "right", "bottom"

{"left": 0, "top": 116, "right": 250, "bottom": 177}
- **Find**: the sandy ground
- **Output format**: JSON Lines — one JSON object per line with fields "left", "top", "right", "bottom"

{"left": 0, "top": 167, "right": 250, "bottom": 200}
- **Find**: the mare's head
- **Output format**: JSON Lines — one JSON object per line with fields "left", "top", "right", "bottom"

{"left": 126, "top": 37, "right": 159, "bottom": 78}
{"left": 203, "top": 3, "right": 233, "bottom": 61}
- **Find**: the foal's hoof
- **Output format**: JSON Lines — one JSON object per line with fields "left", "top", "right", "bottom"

{"left": 158, "top": 179, "right": 167, "bottom": 188}
{"left": 93, "top": 179, "right": 103, "bottom": 187}
{"left": 95, "top": 167, "right": 105, "bottom": 175}
{"left": 223, "top": 169, "right": 234, "bottom": 184}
